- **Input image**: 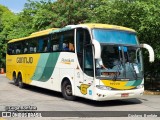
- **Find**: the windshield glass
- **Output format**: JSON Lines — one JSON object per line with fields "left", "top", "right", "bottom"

{"left": 96, "top": 45, "right": 143, "bottom": 80}
{"left": 92, "top": 29, "right": 138, "bottom": 45}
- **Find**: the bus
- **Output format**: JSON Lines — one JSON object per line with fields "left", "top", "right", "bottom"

{"left": 6, "top": 23, "right": 154, "bottom": 101}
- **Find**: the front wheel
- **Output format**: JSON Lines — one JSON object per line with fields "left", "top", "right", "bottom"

{"left": 62, "top": 80, "right": 76, "bottom": 101}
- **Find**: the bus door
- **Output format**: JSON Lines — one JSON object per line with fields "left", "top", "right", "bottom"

{"left": 75, "top": 28, "right": 94, "bottom": 98}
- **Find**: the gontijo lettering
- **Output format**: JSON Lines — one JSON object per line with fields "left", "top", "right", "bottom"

{"left": 17, "top": 57, "right": 33, "bottom": 63}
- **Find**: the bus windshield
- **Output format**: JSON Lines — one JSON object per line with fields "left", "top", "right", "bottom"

{"left": 99, "top": 45, "right": 143, "bottom": 80}
{"left": 92, "top": 29, "right": 143, "bottom": 80}
{"left": 92, "top": 29, "right": 138, "bottom": 45}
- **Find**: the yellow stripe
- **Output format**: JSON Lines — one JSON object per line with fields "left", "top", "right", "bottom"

{"left": 8, "top": 28, "right": 58, "bottom": 43}
{"left": 101, "top": 80, "right": 135, "bottom": 90}
{"left": 61, "top": 62, "right": 71, "bottom": 64}
{"left": 81, "top": 23, "right": 136, "bottom": 32}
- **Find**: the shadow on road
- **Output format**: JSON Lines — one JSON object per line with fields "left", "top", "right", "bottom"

{"left": 9, "top": 81, "right": 142, "bottom": 107}
{"left": 9, "top": 82, "right": 63, "bottom": 99}
{"left": 76, "top": 98, "right": 142, "bottom": 107}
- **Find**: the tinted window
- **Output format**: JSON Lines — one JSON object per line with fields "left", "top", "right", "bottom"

{"left": 76, "top": 28, "right": 93, "bottom": 77}
{"left": 28, "top": 39, "right": 38, "bottom": 53}
{"left": 92, "top": 29, "right": 138, "bottom": 45}
{"left": 37, "top": 36, "right": 50, "bottom": 53}
{"left": 7, "top": 30, "right": 75, "bottom": 55}
{"left": 51, "top": 30, "right": 75, "bottom": 52}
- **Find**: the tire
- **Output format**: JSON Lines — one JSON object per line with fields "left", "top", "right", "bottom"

{"left": 62, "top": 80, "right": 76, "bottom": 101}
{"left": 17, "top": 74, "right": 25, "bottom": 88}
{"left": 13, "top": 73, "right": 18, "bottom": 86}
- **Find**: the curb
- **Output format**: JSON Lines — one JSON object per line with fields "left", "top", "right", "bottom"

{"left": 144, "top": 90, "right": 160, "bottom": 95}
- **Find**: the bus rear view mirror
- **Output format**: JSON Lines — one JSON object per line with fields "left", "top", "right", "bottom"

{"left": 140, "top": 43, "right": 155, "bottom": 63}
{"left": 92, "top": 40, "right": 101, "bottom": 59}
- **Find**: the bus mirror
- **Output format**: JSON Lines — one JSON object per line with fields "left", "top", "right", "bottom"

{"left": 140, "top": 43, "right": 155, "bottom": 63}
{"left": 92, "top": 40, "right": 101, "bottom": 59}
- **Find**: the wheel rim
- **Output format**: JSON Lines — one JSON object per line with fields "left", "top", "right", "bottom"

{"left": 13, "top": 77, "right": 16, "bottom": 83}
{"left": 65, "top": 84, "right": 72, "bottom": 96}
{"left": 18, "top": 75, "right": 23, "bottom": 87}
{"left": 13, "top": 75, "right": 17, "bottom": 84}
{"left": 19, "top": 80, "right": 22, "bottom": 86}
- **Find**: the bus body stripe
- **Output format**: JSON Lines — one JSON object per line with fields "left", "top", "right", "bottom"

{"left": 31, "top": 53, "right": 60, "bottom": 82}
{"left": 131, "top": 80, "right": 142, "bottom": 86}
{"left": 31, "top": 53, "right": 49, "bottom": 80}
{"left": 125, "top": 80, "right": 135, "bottom": 86}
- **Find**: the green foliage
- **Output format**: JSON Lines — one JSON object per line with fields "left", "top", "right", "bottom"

{"left": 0, "top": 5, "right": 17, "bottom": 67}
{"left": 23, "top": 0, "right": 54, "bottom": 30}
{"left": 90, "top": 0, "right": 160, "bottom": 81}
{"left": 50, "top": 0, "right": 96, "bottom": 27}
{"left": 91, "top": 0, "right": 160, "bottom": 59}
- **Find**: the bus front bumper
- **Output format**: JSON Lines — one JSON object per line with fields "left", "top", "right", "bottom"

{"left": 93, "top": 88, "right": 144, "bottom": 101}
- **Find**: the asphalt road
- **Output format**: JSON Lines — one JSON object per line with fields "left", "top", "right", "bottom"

{"left": 0, "top": 74, "right": 160, "bottom": 120}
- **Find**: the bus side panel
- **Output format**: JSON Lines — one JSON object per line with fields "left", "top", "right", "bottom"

{"left": 50, "top": 52, "right": 76, "bottom": 92}
{"left": 6, "top": 54, "right": 14, "bottom": 80}
{"left": 30, "top": 52, "right": 60, "bottom": 90}
{"left": 6, "top": 54, "right": 40, "bottom": 84}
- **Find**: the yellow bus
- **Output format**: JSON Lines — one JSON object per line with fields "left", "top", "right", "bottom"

{"left": 6, "top": 23, "right": 154, "bottom": 101}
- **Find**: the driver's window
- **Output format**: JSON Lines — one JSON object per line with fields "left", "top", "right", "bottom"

{"left": 101, "top": 45, "right": 119, "bottom": 69}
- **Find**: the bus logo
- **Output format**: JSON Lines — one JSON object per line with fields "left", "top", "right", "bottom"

{"left": 78, "top": 84, "right": 90, "bottom": 95}
{"left": 16, "top": 57, "right": 33, "bottom": 64}
{"left": 61, "top": 58, "right": 74, "bottom": 64}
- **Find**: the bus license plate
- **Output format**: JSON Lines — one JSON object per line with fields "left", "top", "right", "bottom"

{"left": 121, "top": 93, "right": 129, "bottom": 97}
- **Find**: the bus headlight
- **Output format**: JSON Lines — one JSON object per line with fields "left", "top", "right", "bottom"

{"left": 96, "top": 85, "right": 112, "bottom": 90}
{"left": 136, "top": 84, "right": 144, "bottom": 89}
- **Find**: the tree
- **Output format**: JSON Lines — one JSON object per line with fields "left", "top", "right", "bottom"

{"left": 91, "top": 0, "right": 160, "bottom": 89}
{"left": 23, "top": 0, "right": 55, "bottom": 31}
{"left": 0, "top": 5, "right": 18, "bottom": 68}
{"left": 50, "top": 0, "right": 100, "bottom": 27}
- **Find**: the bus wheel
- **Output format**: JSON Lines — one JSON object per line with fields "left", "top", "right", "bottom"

{"left": 13, "top": 73, "right": 18, "bottom": 86}
{"left": 62, "top": 80, "right": 76, "bottom": 101}
{"left": 18, "top": 74, "right": 25, "bottom": 88}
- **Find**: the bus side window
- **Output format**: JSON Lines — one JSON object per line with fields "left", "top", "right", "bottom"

{"left": 15, "top": 42, "right": 22, "bottom": 54}
{"left": 51, "top": 30, "right": 75, "bottom": 52}
{"left": 69, "top": 43, "right": 74, "bottom": 51}
{"left": 44, "top": 46, "right": 47, "bottom": 52}
{"left": 23, "top": 41, "right": 29, "bottom": 54}
{"left": 16, "top": 49, "right": 20, "bottom": 54}
{"left": 37, "top": 36, "right": 49, "bottom": 53}
{"left": 38, "top": 38, "right": 43, "bottom": 52}
{"left": 52, "top": 44, "right": 59, "bottom": 51}
{"left": 43, "top": 37, "right": 50, "bottom": 52}
{"left": 24, "top": 48, "right": 28, "bottom": 53}
{"left": 62, "top": 30, "right": 75, "bottom": 52}
{"left": 7, "top": 43, "right": 13, "bottom": 55}
{"left": 63, "top": 42, "right": 69, "bottom": 51}
{"left": 51, "top": 33, "right": 59, "bottom": 52}
{"left": 28, "top": 39, "right": 38, "bottom": 53}
{"left": 34, "top": 47, "right": 37, "bottom": 53}
{"left": 30, "top": 47, "right": 34, "bottom": 53}
{"left": 7, "top": 43, "right": 17, "bottom": 55}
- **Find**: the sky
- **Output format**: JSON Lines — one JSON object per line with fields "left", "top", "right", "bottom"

{"left": 0, "top": 0, "right": 55, "bottom": 13}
